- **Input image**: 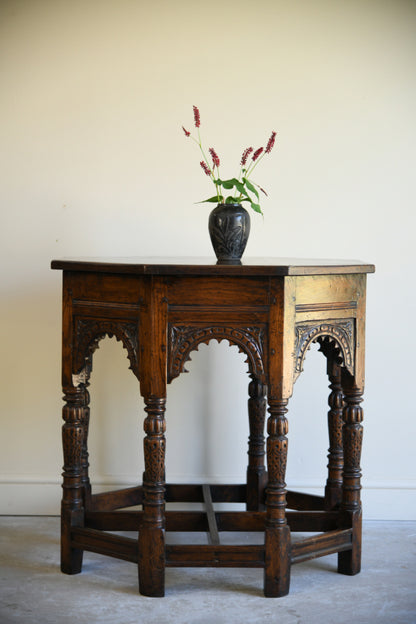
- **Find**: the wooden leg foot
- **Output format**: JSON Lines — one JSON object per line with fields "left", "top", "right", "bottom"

{"left": 60, "top": 508, "right": 83, "bottom": 574}
{"left": 264, "top": 525, "right": 291, "bottom": 597}
{"left": 138, "top": 526, "right": 165, "bottom": 597}
{"left": 338, "top": 509, "right": 362, "bottom": 575}
{"left": 61, "top": 550, "right": 83, "bottom": 575}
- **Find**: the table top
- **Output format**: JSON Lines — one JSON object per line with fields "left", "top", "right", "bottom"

{"left": 51, "top": 257, "right": 375, "bottom": 276}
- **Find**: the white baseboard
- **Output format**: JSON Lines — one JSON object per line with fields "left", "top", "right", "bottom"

{"left": 1, "top": 476, "right": 415, "bottom": 520}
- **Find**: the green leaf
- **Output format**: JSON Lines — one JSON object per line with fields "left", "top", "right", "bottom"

{"left": 196, "top": 195, "right": 224, "bottom": 204}
{"left": 221, "top": 177, "right": 239, "bottom": 190}
{"left": 234, "top": 180, "right": 250, "bottom": 197}
{"left": 243, "top": 177, "right": 259, "bottom": 199}
{"left": 250, "top": 201, "right": 263, "bottom": 214}
{"left": 225, "top": 196, "right": 236, "bottom": 204}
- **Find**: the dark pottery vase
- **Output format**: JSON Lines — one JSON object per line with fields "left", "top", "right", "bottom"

{"left": 208, "top": 203, "right": 250, "bottom": 264}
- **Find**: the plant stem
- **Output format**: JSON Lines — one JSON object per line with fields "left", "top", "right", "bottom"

{"left": 244, "top": 151, "right": 265, "bottom": 179}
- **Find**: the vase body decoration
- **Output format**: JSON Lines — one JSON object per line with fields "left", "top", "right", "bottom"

{"left": 208, "top": 203, "right": 250, "bottom": 264}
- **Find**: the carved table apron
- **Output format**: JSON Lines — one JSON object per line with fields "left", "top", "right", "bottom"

{"left": 51, "top": 257, "right": 375, "bottom": 597}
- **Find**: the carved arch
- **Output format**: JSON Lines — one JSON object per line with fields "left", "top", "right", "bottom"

{"left": 72, "top": 318, "right": 140, "bottom": 383}
{"left": 168, "top": 325, "right": 267, "bottom": 383}
{"left": 294, "top": 319, "right": 355, "bottom": 383}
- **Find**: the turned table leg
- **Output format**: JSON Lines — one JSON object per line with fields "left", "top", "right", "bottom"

{"left": 80, "top": 381, "right": 92, "bottom": 507}
{"left": 325, "top": 361, "right": 344, "bottom": 510}
{"left": 338, "top": 374, "right": 364, "bottom": 576}
{"left": 138, "top": 396, "right": 166, "bottom": 597}
{"left": 247, "top": 375, "right": 267, "bottom": 511}
{"left": 264, "top": 397, "right": 291, "bottom": 597}
{"left": 61, "top": 384, "right": 89, "bottom": 574}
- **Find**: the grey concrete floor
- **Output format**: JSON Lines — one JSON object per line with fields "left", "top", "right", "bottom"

{"left": 0, "top": 517, "right": 415, "bottom": 624}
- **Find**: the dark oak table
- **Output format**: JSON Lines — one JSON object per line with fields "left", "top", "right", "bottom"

{"left": 51, "top": 257, "right": 375, "bottom": 597}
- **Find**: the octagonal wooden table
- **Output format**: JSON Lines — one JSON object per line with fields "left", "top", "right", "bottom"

{"left": 51, "top": 257, "right": 375, "bottom": 597}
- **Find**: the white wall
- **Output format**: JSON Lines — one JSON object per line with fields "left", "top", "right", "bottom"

{"left": 1, "top": 0, "right": 415, "bottom": 520}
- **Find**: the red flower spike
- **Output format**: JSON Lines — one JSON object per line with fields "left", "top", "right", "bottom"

{"left": 252, "top": 147, "right": 263, "bottom": 162}
{"left": 193, "top": 105, "right": 201, "bottom": 128}
{"left": 182, "top": 126, "right": 191, "bottom": 137}
{"left": 209, "top": 147, "right": 220, "bottom": 167}
{"left": 200, "top": 161, "right": 211, "bottom": 176}
{"left": 241, "top": 147, "right": 253, "bottom": 166}
{"left": 265, "top": 131, "right": 276, "bottom": 154}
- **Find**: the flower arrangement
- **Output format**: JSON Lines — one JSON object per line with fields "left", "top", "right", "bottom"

{"left": 182, "top": 105, "right": 276, "bottom": 215}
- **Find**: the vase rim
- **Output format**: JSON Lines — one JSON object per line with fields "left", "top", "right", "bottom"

{"left": 216, "top": 202, "right": 243, "bottom": 207}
